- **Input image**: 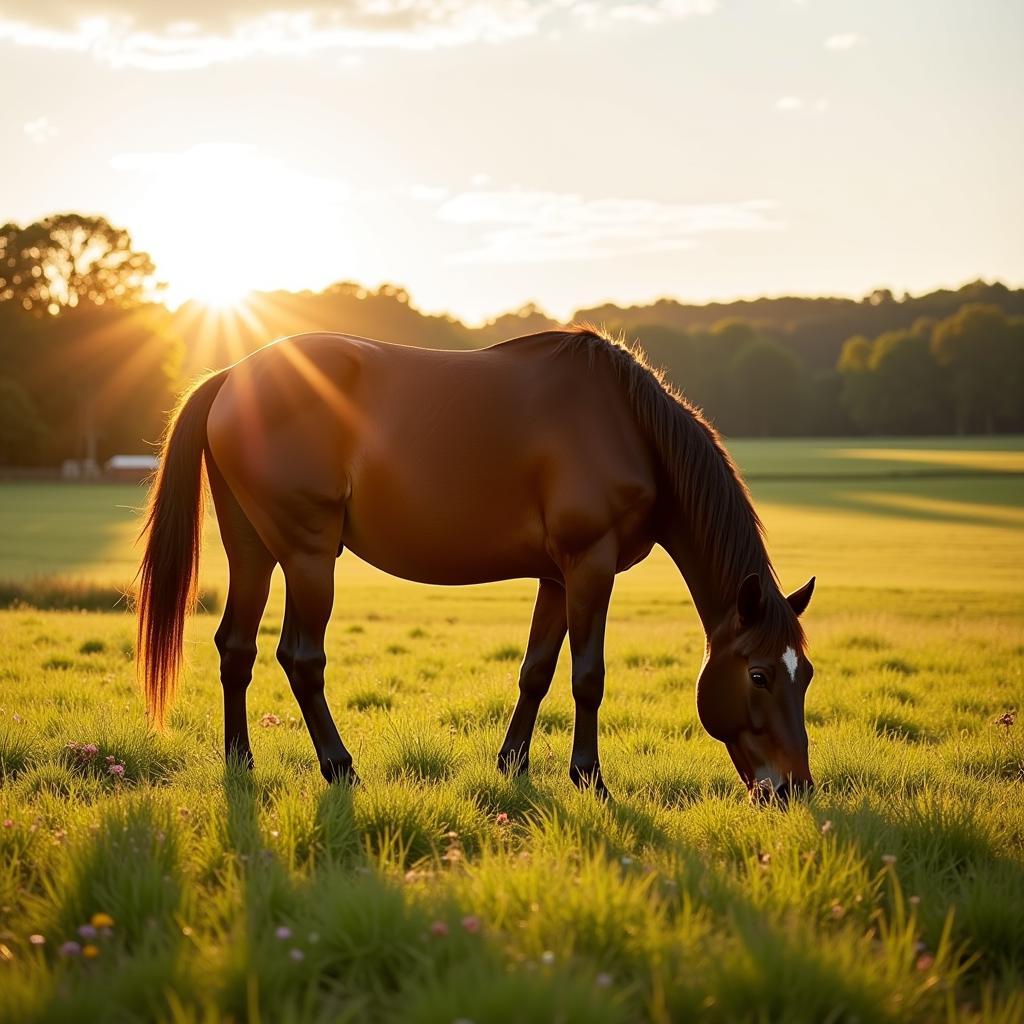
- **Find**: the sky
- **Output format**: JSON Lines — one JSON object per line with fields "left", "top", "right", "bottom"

{"left": 3, "top": 0, "right": 1022, "bottom": 323}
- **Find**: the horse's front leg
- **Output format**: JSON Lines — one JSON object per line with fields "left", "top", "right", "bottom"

{"left": 563, "top": 536, "right": 616, "bottom": 798}
{"left": 497, "top": 578, "right": 567, "bottom": 776}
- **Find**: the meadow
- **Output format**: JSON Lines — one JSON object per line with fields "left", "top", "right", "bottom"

{"left": 0, "top": 437, "right": 1022, "bottom": 1023}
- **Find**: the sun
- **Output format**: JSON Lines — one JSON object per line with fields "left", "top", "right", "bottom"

{"left": 189, "top": 278, "right": 253, "bottom": 312}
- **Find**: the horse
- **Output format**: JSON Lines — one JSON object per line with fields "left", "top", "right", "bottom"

{"left": 137, "top": 326, "right": 816, "bottom": 801}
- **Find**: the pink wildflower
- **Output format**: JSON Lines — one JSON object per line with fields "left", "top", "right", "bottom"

{"left": 28, "top": 934, "right": 45, "bottom": 946}
{"left": 108, "top": 763, "right": 125, "bottom": 779}
{"left": 429, "top": 920, "right": 449, "bottom": 937}
{"left": 2, "top": 820, "right": 12, "bottom": 829}
{"left": 289, "top": 948, "right": 305, "bottom": 962}
{"left": 461, "top": 915, "right": 481, "bottom": 935}
{"left": 275, "top": 926, "right": 292, "bottom": 941}
{"left": 78, "top": 924, "right": 97, "bottom": 940}
{"left": 495, "top": 812, "right": 509, "bottom": 825}
{"left": 59, "top": 941, "right": 82, "bottom": 957}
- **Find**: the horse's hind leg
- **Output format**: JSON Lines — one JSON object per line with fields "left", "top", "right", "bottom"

{"left": 209, "top": 464, "right": 275, "bottom": 769}
{"left": 277, "top": 549, "right": 356, "bottom": 784}
{"left": 497, "top": 578, "right": 566, "bottom": 776}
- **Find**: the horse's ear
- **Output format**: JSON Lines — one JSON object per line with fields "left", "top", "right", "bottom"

{"left": 737, "top": 573, "right": 763, "bottom": 628}
{"left": 786, "top": 576, "right": 816, "bottom": 617}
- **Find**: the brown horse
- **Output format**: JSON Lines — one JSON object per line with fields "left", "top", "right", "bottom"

{"left": 138, "top": 326, "right": 815, "bottom": 801}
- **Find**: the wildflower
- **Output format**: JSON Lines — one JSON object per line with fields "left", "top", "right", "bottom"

{"left": 495, "top": 812, "right": 509, "bottom": 825}
{"left": 105, "top": 755, "right": 116, "bottom": 765}
{"left": 541, "top": 950, "right": 555, "bottom": 965}
{"left": 820, "top": 820, "right": 833, "bottom": 835}
{"left": 275, "top": 926, "right": 292, "bottom": 941}
{"left": 429, "top": 920, "right": 449, "bottom": 937}
{"left": 29, "top": 934, "right": 45, "bottom": 946}
{"left": 995, "top": 710, "right": 1015, "bottom": 728}
{"left": 596, "top": 972, "right": 614, "bottom": 988}
{"left": 2, "top": 820, "right": 12, "bottom": 829}
{"left": 78, "top": 924, "right": 97, "bottom": 940}
{"left": 829, "top": 902, "right": 845, "bottom": 920}
{"left": 108, "top": 763, "right": 125, "bottom": 779}
{"left": 881, "top": 854, "right": 897, "bottom": 866}
{"left": 89, "top": 912, "right": 113, "bottom": 930}
{"left": 916, "top": 953, "right": 935, "bottom": 972}
{"left": 289, "top": 948, "right": 305, "bottom": 962}
{"left": 909, "top": 895, "right": 921, "bottom": 907}
{"left": 461, "top": 915, "right": 481, "bottom": 935}
{"left": 59, "top": 941, "right": 82, "bottom": 957}
{"left": 82, "top": 944, "right": 100, "bottom": 959}
{"left": 260, "top": 713, "right": 281, "bottom": 728}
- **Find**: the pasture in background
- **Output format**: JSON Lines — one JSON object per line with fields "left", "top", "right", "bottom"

{"left": 1, "top": 436, "right": 1022, "bottom": 1021}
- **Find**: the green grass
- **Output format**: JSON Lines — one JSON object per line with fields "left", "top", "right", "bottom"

{"left": 0, "top": 437, "right": 1022, "bottom": 1022}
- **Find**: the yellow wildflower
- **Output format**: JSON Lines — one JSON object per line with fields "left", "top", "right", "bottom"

{"left": 90, "top": 913, "right": 114, "bottom": 929}
{"left": 82, "top": 944, "right": 100, "bottom": 959}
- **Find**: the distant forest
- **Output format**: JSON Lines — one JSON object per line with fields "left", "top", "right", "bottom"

{"left": 1, "top": 213, "right": 1022, "bottom": 465}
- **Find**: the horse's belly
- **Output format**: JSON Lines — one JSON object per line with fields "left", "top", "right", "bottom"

{"left": 341, "top": 489, "right": 553, "bottom": 586}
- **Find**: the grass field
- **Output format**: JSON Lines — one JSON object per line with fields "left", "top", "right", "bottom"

{"left": 1, "top": 437, "right": 1022, "bottom": 1022}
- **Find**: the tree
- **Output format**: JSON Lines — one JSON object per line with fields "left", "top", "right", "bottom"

{"left": 837, "top": 335, "right": 882, "bottom": 432}
{"left": 730, "top": 339, "right": 805, "bottom": 436}
{"left": 868, "top": 329, "right": 947, "bottom": 433}
{"left": 0, "top": 378, "right": 47, "bottom": 464}
{"left": 931, "top": 304, "right": 1015, "bottom": 433}
{"left": 0, "top": 214, "right": 156, "bottom": 315}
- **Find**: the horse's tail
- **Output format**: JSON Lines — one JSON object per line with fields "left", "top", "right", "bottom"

{"left": 137, "top": 369, "right": 229, "bottom": 728}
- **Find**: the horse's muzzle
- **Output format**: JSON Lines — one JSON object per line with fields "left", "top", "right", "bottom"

{"left": 749, "top": 776, "right": 814, "bottom": 806}
{"left": 774, "top": 777, "right": 814, "bottom": 804}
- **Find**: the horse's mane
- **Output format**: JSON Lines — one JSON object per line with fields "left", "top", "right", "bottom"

{"left": 548, "top": 324, "right": 804, "bottom": 651}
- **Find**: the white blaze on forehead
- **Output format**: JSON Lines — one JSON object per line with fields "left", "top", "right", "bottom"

{"left": 782, "top": 646, "right": 799, "bottom": 682}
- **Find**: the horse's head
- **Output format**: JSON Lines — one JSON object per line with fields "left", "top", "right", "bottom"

{"left": 696, "top": 573, "right": 816, "bottom": 804}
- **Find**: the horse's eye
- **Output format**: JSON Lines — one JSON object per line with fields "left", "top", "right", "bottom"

{"left": 750, "top": 671, "right": 769, "bottom": 689}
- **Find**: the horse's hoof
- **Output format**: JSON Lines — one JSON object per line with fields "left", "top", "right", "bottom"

{"left": 321, "top": 758, "right": 359, "bottom": 785}
{"left": 569, "top": 763, "right": 610, "bottom": 800}
{"left": 497, "top": 748, "right": 529, "bottom": 777}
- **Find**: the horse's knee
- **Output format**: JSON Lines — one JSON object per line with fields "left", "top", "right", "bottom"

{"left": 285, "top": 648, "right": 327, "bottom": 698}
{"left": 518, "top": 656, "right": 556, "bottom": 701}
{"left": 571, "top": 666, "right": 604, "bottom": 711}
{"left": 216, "top": 634, "right": 257, "bottom": 690}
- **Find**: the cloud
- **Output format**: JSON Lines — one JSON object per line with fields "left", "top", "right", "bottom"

{"left": 24, "top": 115, "right": 58, "bottom": 143}
{"left": 436, "top": 189, "right": 781, "bottom": 263}
{"left": 824, "top": 31, "right": 863, "bottom": 50}
{"left": 0, "top": 1, "right": 716, "bottom": 70}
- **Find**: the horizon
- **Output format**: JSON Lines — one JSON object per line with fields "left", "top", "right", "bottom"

{"left": 4, "top": 1, "right": 1022, "bottom": 322}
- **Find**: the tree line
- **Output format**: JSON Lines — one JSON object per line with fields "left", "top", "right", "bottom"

{"left": 1, "top": 213, "right": 1022, "bottom": 465}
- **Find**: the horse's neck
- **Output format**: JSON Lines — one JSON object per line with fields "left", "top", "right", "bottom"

{"left": 661, "top": 518, "right": 774, "bottom": 635}
{"left": 661, "top": 527, "right": 731, "bottom": 634}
